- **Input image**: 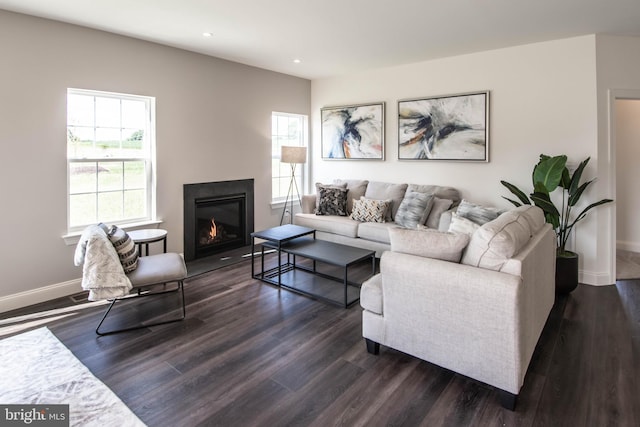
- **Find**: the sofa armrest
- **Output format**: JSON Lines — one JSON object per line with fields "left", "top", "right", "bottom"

{"left": 301, "top": 194, "right": 316, "bottom": 214}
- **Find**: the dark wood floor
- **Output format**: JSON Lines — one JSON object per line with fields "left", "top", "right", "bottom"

{"left": 2, "top": 255, "right": 640, "bottom": 427}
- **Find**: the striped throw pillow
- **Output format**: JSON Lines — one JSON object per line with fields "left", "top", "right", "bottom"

{"left": 107, "top": 225, "right": 139, "bottom": 273}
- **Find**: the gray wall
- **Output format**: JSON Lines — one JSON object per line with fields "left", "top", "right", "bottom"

{"left": 0, "top": 10, "right": 310, "bottom": 311}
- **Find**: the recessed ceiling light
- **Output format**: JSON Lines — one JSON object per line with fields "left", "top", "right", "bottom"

{"left": 202, "top": 32, "right": 213, "bottom": 37}
{"left": 293, "top": 59, "right": 301, "bottom": 64}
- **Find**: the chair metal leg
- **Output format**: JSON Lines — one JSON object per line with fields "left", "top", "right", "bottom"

{"left": 95, "top": 280, "right": 186, "bottom": 336}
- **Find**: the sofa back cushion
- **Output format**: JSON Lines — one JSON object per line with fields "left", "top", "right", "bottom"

{"left": 389, "top": 227, "right": 470, "bottom": 263}
{"left": 364, "top": 181, "right": 408, "bottom": 221}
{"left": 461, "top": 205, "right": 545, "bottom": 272}
{"left": 407, "top": 184, "right": 461, "bottom": 204}
{"left": 332, "top": 179, "right": 368, "bottom": 214}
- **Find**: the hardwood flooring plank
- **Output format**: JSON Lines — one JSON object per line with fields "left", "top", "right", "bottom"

{"left": 3, "top": 257, "right": 640, "bottom": 427}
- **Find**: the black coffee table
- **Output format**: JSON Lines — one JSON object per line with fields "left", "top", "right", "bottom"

{"left": 251, "top": 225, "right": 375, "bottom": 307}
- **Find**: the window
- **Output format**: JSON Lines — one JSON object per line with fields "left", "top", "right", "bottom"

{"left": 271, "top": 112, "right": 308, "bottom": 203}
{"left": 67, "top": 89, "right": 155, "bottom": 232}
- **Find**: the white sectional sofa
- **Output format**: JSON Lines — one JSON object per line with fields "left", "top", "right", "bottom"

{"left": 294, "top": 179, "right": 461, "bottom": 256}
{"left": 360, "top": 205, "right": 556, "bottom": 410}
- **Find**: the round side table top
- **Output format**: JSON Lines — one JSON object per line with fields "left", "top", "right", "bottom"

{"left": 128, "top": 229, "right": 167, "bottom": 243}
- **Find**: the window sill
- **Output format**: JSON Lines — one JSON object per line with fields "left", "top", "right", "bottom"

{"left": 62, "top": 220, "right": 163, "bottom": 246}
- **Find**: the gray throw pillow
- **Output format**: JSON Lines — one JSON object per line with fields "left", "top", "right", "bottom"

{"left": 395, "top": 191, "right": 434, "bottom": 228}
{"left": 315, "top": 186, "right": 348, "bottom": 216}
{"left": 456, "top": 199, "right": 503, "bottom": 225}
{"left": 333, "top": 179, "right": 368, "bottom": 214}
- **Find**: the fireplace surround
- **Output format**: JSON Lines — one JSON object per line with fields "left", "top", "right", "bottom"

{"left": 183, "top": 179, "right": 254, "bottom": 262}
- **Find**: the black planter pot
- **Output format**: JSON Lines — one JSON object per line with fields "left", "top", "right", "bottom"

{"left": 555, "top": 251, "right": 579, "bottom": 294}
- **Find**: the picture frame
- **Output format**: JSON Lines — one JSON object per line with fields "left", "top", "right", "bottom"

{"left": 321, "top": 102, "right": 385, "bottom": 160}
{"left": 398, "top": 91, "right": 489, "bottom": 161}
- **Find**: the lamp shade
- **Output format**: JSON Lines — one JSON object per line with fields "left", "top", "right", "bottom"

{"left": 281, "top": 146, "right": 307, "bottom": 164}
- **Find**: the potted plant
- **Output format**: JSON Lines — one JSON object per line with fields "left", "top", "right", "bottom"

{"left": 501, "top": 154, "right": 613, "bottom": 294}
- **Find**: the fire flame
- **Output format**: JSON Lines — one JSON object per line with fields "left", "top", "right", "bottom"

{"left": 209, "top": 217, "right": 217, "bottom": 239}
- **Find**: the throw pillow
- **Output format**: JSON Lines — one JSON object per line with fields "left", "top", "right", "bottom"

{"left": 107, "top": 225, "right": 139, "bottom": 273}
{"left": 448, "top": 212, "right": 481, "bottom": 235}
{"left": 315, "top": 182, "right": 347, "bottom": 210}
{"left": 456, "top": 199, "right": 502, "bottom": 225}
{"left": 350, "top": 197, "right": 390, "bottom": 223}
{"left": 424, "top": 197, "right": 454, "bottom": 229}
{"left": 315, "top": 186, "right": 348, "bottom": 216}
{"left": 461, "top": 209, "right": 533, "bottom": 271}
{"left": 364, "top": 181, "right": 408, "bottom": 221}
{"left": 395, "top": 191, "right": 434, "bottom": 229}
{"left": 389, "top": 227, "right": 470, "bottom": 263}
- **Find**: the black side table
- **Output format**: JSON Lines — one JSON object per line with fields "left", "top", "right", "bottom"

{"left": 128, "top": 229, "right": 168, "bottom": 256}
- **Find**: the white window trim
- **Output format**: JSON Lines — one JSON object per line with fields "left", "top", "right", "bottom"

{"left": 271, "top": 112, "right": 309, "bottom": 208}
{"left": 66, "top": 88, "right": 157, "bottom": 234}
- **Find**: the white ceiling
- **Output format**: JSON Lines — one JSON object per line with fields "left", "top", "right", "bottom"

{"left": 2, "top": 0, "right": 640, "bottom": 79}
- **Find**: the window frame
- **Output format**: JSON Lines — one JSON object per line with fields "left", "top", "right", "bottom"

{"left": 271, "top": 112, "right": 309, "bottom": 206}
{"left": 66, "top": 88, "right": 157, "bottom": 233}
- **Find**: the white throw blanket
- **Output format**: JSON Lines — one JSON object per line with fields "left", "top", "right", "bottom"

{"left": 74, "top": 225, "right": 132, "bottom": 301}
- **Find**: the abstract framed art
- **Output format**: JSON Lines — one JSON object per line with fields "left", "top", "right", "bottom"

{"left": 321, "top": 102, "right": 384, "bottom": 160}
{"left": 398, "top": 91, "right": 489, "bottom": 161}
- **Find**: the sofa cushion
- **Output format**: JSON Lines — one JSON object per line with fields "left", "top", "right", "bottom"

{"left": 407, "top": 184, "right": 461, "bottom": 204}
{"left": 461, "top": 206, "right": 542, "bottom": 271}
{"left": 456, "top": 199, "right": 503, "bottom": 225}
{"left": 357, "top": 221, "right": 396, "bottom": 244}
{"left": 395, "top": 191, "right": 434, "bottom": 229}
{"left": 364, "top": 181, "right": 408, "bottom": 221}
{"left": 424, "top": 197, "right": 453, "bottom": 229}
{"left": 333, "top": 179, "right": 368, "bottom": 214}
{"left": 389, "top": 227, "right": 470, "bottom": 263}
{"left": 448, "top": 212, "right": 481, "bottom": 235}
{"left": 350, "top": 197, "right": 390, "bottom": 223}
{"left": 295, "top": 213, "right": 360, "bottom": 238}
{"left": 315, "top": 185, "right": 348, "bottom": 216}
{"left": 360, "top": 273, "right": 383, "bottom": 315}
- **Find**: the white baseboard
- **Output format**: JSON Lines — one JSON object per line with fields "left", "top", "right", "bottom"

{"left": 0, "top": 278, "right": 82, "bottom": 314}
{"left": 579, "top": 269, "right": 614, "bottom": 286}
{"left": 617, "top": 240, "right": 640, "bottom": 253}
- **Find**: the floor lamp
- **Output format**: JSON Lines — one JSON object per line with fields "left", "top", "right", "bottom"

{"left": 280, "top": 146, "right": 307, "bottom": 225}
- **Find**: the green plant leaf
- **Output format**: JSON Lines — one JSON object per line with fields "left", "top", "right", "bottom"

{"left": 501, "top": 196, "right": 523, "bottom": 207}
{"left": 572, "top": 199, "right": 614, "bottom": 223}
{"left": 568, "top": 157, "right": 590, "bottom": 196}
{"left": 533, "top": 155, "right": 566, "bottom": 193}
{"left": 500, "top": 180, "right": 531, "bottom": 205}
{"left": 530, "top": 191, "right": 560, "bottom": 228}
{"left": 568, "top": 179, "right": 594, "bottom": 207}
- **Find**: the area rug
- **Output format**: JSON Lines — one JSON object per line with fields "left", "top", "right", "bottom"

{"left": 0, "top": 327, "right": 145, "bottom": 426}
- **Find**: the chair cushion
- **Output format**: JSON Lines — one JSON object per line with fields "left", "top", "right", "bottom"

{"left": 127, "top": 252, "right": 187, "bottom": 288}
{"left": 389, "top": 227, "right": 470, "bottom": 263}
